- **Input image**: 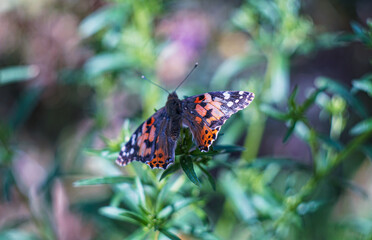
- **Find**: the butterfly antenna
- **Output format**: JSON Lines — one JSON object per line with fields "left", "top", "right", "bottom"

{"left": 141, "top": 75, "right": 170, "bottom": 94}
{"left": 174, "top": 62, "right": 198, "bottom": 92}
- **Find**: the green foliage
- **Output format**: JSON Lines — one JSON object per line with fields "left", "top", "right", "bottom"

{"left": 350, "top": 19, "right": 372, "bottom": 48}
{"left": 0, "top": 66, "right": 39, "bottom": 85}
{"left": 2, "top": 0, "right": 372, "bottom": 239}
{"left": 72, "top": 3, "right": 372, "bottom": 240}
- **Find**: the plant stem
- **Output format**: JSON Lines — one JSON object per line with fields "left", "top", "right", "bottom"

{"left": 242, "top": 110, "right": 267, "bottom": 162}
{"left": 277, "top": 129, "right": 372, "bottom": 224}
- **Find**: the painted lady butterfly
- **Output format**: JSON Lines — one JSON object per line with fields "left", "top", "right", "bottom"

{"left": 116, "top": 90, "right": 255, "bottom": 169}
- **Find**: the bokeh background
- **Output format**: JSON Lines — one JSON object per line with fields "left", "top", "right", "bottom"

{"left": 1, "top": 0, "right": 372, "bottom": 239}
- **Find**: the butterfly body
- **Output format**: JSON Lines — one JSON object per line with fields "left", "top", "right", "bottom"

{"left": 117, "top": 91, "right": 255, "bottom": 169}
{"left": 165, "top": 92, "right": 183, "bottom": 141}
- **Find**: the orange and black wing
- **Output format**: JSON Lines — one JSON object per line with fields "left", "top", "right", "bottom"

{"left": 182, "top": 91, "right": 254, "bottom": 152}
{"left": 116, "top": 108, "right": 176, "bottom": 169}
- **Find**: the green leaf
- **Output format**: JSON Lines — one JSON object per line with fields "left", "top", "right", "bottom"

{"left": 126, "top": 229, "right": 149, "bottom": 240}
{"left": 155, "top": 181, "right": 171, "bottom": 213}
{"left": 351, "top": 21, "right": 365, "bottom": 36}
{"left": 84, "top": 148, "right": 118, "bottom": 160}
{"left": 350, "top": 118, "right": 372, "bottom": 135}
{"left": 301, "top": 86, "right": 327, "bottom": 112}
{"left": 135, "top": 177, "right": 146, "bottom": 209}
{"left": 159, "top": 229, "right": 181, "bottom": 240}
{"left": 79, "top": 4, "right": 128, "bottom": 37}
{"left": 283, "top": 120, "right": 296, "bottom": 143}
{"left": 159, "top": 162, "right": 180, "bottom": 181}
{"left": 213, "top": 144, "right": 246, "bottom": 153}
{"left": 244, "top": 157, "right": 309, "bottom": 170}
{"left": 315, "top": 77, "right": 367, "bottom": 118}
{"left": 260, "top": 104, "right": 289, "bottom": 121}
{"left": 0, "top": 230, "right": 39, "bottom": 240}
{"left": 288, "top": 85, "right": 299, "bottom": 110}
{"left": 317, "top": 135, "right": 344, "bottom": 151}
{"left": 73, "top": 176, "right": 133, "bottom": 186}
{"left": 99, "top": 206, "right": 148, "bottom": 225}
{"left": 294, "top": 120, "right": 311, "bottom": 142}
{"left": 350, "top": 21, "right": 372, "bottom": 47}
{"left": 84, "top": 53, "right": 133, "bottom": 78}
{"left": 220, "top": 172, "right": 257, "bottom": 222}
{"left": 189, "top": 145, "right": 245, "bottom": 157}
{"left": 0, "top": 123, "right": 13, "bottom": 165}
{"left": 211, "top": 55, "right": 265, "bottom": 89}
{"left": 352, "top": 75, "right": 372, "bottom": 96}
{"left": 297, "top": 200, "right": 326, "bottom": 215}
{"left": 197, "top": 164, "right": 216, "bottom": 191}
{"left": 158, "top": 198, "right": 199, "bottom": 219}
{"left": 180, "top": 156, "right": 200, "bottom": 186}
{"left": 9, "top": 86, "right": 43, "bottom": 130}
{"left": 0, "top": 66, "right": 39, "bottom": 85}
{"left": 189, "top": 149, "right": 219, "bottom": 157}
{"left": 362, "top": 144, "right": 372, "bottom": 162}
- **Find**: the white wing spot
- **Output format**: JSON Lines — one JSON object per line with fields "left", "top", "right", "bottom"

{"left": 239, "top": 91, "right": 244, "bottom": 95}
{"left": 235, "top": 99, "right": 239, "bottom": 103}
{"left": 239, "top": 96, "right": 243, "bottom": 99}
{"left": 227, "top": 101, "right": 233, "bottom": 107}
{"left": 131, "top": 135, "right": 136, "bottom": 145}
{"left": 130, "top": 148, "right": 134, "bottom": 154}
{"left": 223, "top": 92, "right": 230, "bottom": 100}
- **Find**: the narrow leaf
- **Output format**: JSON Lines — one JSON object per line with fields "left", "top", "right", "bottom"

{"left": 362, "top": 145, "right": 372, "bottom": 162}
{"left": 220, "top": 172, "right": 257, "bottom": 222}
{"left": 84, "top": 53, "right": 132, "bottom": 78}
{"left": 135, "top": 177, "right": 146, "bottom": 209}
{"left": 197, "top": 164, "right": 216, "bottom": 190}
{"left": 260, "top": 104, "right": 289, "bottom": 121}
{"left": 189, "top": 145, "right": 245, "bottom": 157}
{"left": 301, "top": 87, "right": 327, "bottom": 112}
{"left": 0, "top": 66, "right": 38, "bottom": 85}
{"left": 213, "top": 145, "right": 245, "bottom": 153}
{"left": 297, "top": 201, "right": 326, "bottom": 215}
{"left": 0, "top": 230, "right": 39, "bottom": 240}
{"left": 158, "top": 198, "right": 199, "bottom": 219}
{"left": 352, "top": 75, "right": 372, "bottom": 96}
{"left": 99, "top": 206, "right": 148, "bottom": 225}
{"left": 350, "top": 118, "right": 372, "bottom": 135}
{"left": 317, "top": 135, "right": 344, "bottom": 151}
{"left": 84, "top": 148, "right": 118, "bottom": 160}
{"left": 283, "top": 120, "right": 297, "bottom": 143}
{"left": 288, "top": 86, "right": 299, "bottom": 110}
{"left": 126, "top": 229, "right": 149, "bottom": 240}
{"left": 244, "top": 157, "right": 309, "bottom": 170}
{"left": 189, "top": 149, "right": 219, "bottom": 156}
{"left": 211, "top": 55, "right": 265, "bottom": 89}
{"left": 73, "top": 176, "right": 133, "bottom": 186}
{"left": 159, "top": 229, "right": 181, "bottom": 240}
{"left": 9, "top": 87, "right": 42, "bottom": 130}
{"left": 159, "top": 162, "right": 180, "bottom": 181}
{"left": 79, "top": 4, "right": 128, "bottom": 37}
{"left": 180, "top": 156, "right": 200, "bottom": 186}
{"left": 351, "top": 21, "right": 365, "bottom": 36}
{"left": 315, "top": 77, "right": 367, "bottom": 118}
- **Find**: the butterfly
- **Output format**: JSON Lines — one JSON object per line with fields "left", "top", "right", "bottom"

{"left": 116, "top": 90, "right": 255, "bottom": 169}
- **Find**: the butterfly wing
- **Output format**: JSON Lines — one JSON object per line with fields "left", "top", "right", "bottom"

{"left": 182, "top": 91, "right": 254, "bottom": 152}
{"left": 116, "top": 108, "right": 176, "bottom": 169}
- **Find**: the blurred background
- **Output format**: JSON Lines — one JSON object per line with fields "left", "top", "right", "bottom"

{"left": 1, "top": 0, "right": 372, "bottom": 239}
